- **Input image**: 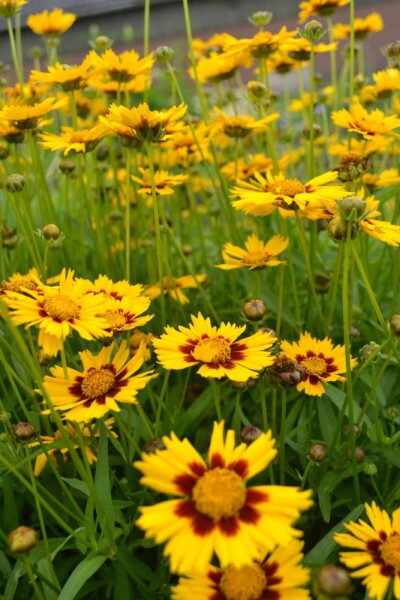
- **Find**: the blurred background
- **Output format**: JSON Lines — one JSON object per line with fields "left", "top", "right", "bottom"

{"left": 0, "top": 0, "right": 397, "bottom": 76}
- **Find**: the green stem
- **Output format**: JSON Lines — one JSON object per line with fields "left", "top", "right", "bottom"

{"left": 212, "top": 380, "right": 222, "bottom": 421}
{"left": 23, "top": 556, "right": 46, "bottom": 600}
{"left": 279, "top": 388, "right": 287, "bottom": 485}
{"left": 348, "top": 0, "right": 355, "bottom": 101}
{"left": 7, "top": 18, "right": 24, "bottom": 93}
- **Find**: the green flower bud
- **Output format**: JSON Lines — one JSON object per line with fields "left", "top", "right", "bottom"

{"left": 5, "top": 173, "right": 26, "bottom": 193}
{"left": 363, "top": 462, "right": 378, "bottom": 476}
{"left": 155, "top": 46, "right": 174, "bottom": 63}
{"left": 314, "top": 564, "right": 352, "bottom": 598}
{"left": 390, "top": 314, "right": 400, "bottom": 337}
{"left": 243, "top": 299, "right": 268, "bottom": 322}
{"left": 300, "top": 20, "right": 326, "bottom": 41}
{"left": 308, "top": 443, "right": 327, "bottom": 463}
{"left": 12, "top": 422, "right": 37, "bottom": 442}
{"left": 90, "top": 35, "right": 113, "bottom": 52}
{"left": 42, "top": 224, "right": 61, "bottom": 241}
{"left": 302, "top": 123, "right": 322, "bottom": 140}
{"left": 7, "top": 526, "right": 38, "bottom": 555}
{"left": 386, "top": 41, "right": 400, "bottom": 58}
{"left": 339, "top": 196, "right": 367, "bottom": 220}
{"left": 241, "top": 426, "right": 262, "bottom": 444}
{"left": 248, "top": 11, "right": 273, "bottom": 27}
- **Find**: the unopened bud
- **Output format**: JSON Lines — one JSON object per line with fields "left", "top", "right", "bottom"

{"left": 91, "top": 35, "right": 113, "bottom": 52}
{"left": 363, "top": 462, "right": 378, "bottom": 476}
{"left": 42, "top": 224, "right": 61, "bottom": 241}
{"left": 143, "top": 438, "right": 165, "bottom": 453}
{"left": 386, "top": 41, "right": 400, "bottom": 58}
{"left": 122, "top": 24, "right": 135, "bottom": 43}
{"left": 0, "top": 141, "right": 9, "bottom": 160}
{"left": 12, "top": 422, "right": 37, "bottom": 442}
{"left": 387, "top": 406, "right": 400, "bottom": 419}
{"left": 247, "top": 80, "right": 269, "bottom": 101}
{"left": 390, "top": 314, "right": 400, "bottom": 337}
{"left": 302, "top": 123, "right": 322, "bottom": 140}
{"left": 315, "top": 274, "right": 331, "bottom": 294}
{"left": 7, "top": 526, "right": 38, "bottom": 555}
{"left": 30, "top": 46, "right": 44, "bottom": 60}
{"left": 155, "top": 46, "right": 174, "bottom": 63}
{"left": 270, "top": 352, "right": 304, "bottom": 387}
{"left": 59, "top": 159, "right": 75, "bottom": 174}
{"left": 343, "top": 423, "right": 361, "bottom": 438}
{"left": 314, "top": 564, "right": 352, "bottom": 598}
{"left": 248, "top": 11, "right": 273, "bottom": 27}
{"left": 301, "top": 20, "right": 325, "bottom": 41}
{"left": 308, "top": 443, "right": 327, "bottom": 463}
{"left": 339, "top": 196, "right": 367, "bottom": 220}
{"left": 241, "top": 426, "right": 262, "bottom": 444}
{"left": 360, "top": 342, "right": 380, "bottom": 362}
{"left": 243, "top": 299, "right": 268, "bottom": 322}
{"left": 109, "top": 209, "right": 123, "bottom": 222}
{"left": 181, "top": 244, "right": 192, "bottom": 255}
{"left": 345, "top": 446, "right": 364, "bottom": 463}
{"left": 96, "top": 143, "right": 109, "bottom": 161}
{"left": 5, "top": 173, "right": 26, "bottom": 193}
{"left": 328, "top": 217, "right": 358, "bottom": 242}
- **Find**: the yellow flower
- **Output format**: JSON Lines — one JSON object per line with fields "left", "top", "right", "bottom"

{"left": 0, "top": 0, "right": 26, "bottom": 18}
{"left": 31, "top": 62, "right": 91, "bottom": 91}
{"left": 27, "top": 8, "right": 76, "bottom": 37}
{"left": 85, "top": 48, "right": 154, "bottom": 83}
{"left": 162, "top": 123, "right": 210, "bottom": 167}
{"left": 224, "top": 27, "right": 298, "bottom": 62}
{"left": 192, "top": 32, "right": 239, "bottom": 57}
{"left": 188, "top": 51, "right": 250, "bottom": 84}
{"left": 370, "top": 68, "right": 400, "bottom": 100}
{"left": 135, "top": 421, "right": 313, "bottom": 573}
{"left": 231, "top": 170, "right": 349, "bottom": 215}
{"left": 331, "top": 102, "right": 400, "bottom": 139}
{"left": 281, "top": 332, "right": 357, "bottom": 397}
{"left": 333, "top": 12, "right": 383, "bottom": 40}
{"left": 363, "top": 169, "right": 400, "bottom": 189}
{"left": 216, "top": 234, "right": 288, "bottom": 270}
{"left": 335, "top": 502, "right": 400, "bottom": 600}
{"left": 153, "top": 312, "right": 277, "bottom": 381}
{"left": 88, "top": 74, "right": 151, "bottom": 97}
{"left": 131, "top": 168, "right": 188, "bottom": 196}
{"left": 39, "top": 123, "right": 108, "bottom": 156}
{"left": 0, "top": 97, "right": 68, "bottom": 130}
{"left": 221, "top": 153, "right": 291, "bottom": 182}
{"left": 298, "top": 0, "right": 350, "bottom": 23}
{"left": 209, "top": 107, "right": 279, "bottom": 139}
{"left": 172, "top": 540, "right": 311, "bottom": 600}
{"left": 288, "top": 39, "right": 338, "bottom": 62}
{"left": 1, "top": 267, "right": 41, "bottom": 296}
{"left": 41, "top": 342, "right": 156, "bottom": 422}
{"left": 145, "top": 275, "right": 206, "bottom": 305}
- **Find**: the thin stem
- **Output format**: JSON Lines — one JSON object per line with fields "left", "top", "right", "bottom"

{"left": 279, "top": 388, "right": 287, "bottom": 485}
{"left": 7, "top": 18, "right": 24, "bottom": 93}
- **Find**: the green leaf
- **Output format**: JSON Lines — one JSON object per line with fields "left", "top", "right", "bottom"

{"left": 57, "top": 554, "right": 108, "bottom": 600}
{"left": 304, "top": 503, "right": 364, "bottom": 566}
{"left": 95, "top": 422, "right": 114, "bottom": 528}
{"left": 61, "top": 478, "right": 89, "bottom": 496}
{"left": 317, "top": 399, "right": 337, "bottom": 445}
{"left": 175, "top": 386, "right": 213, "bottom": 436}
{"left": 318, "top": 466, "right": 356, "bottom": 522}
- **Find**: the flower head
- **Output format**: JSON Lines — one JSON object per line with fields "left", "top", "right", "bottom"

{"left": 31, "top": 62, "right": 91, "bottom": 91}
{"left": 85, "top": 48, "right": 154, "bottom": 83}
{"left": 0, "top": 0, "right": 26, "bottom": 18}
{"left": 39, "top": 124, "right": 108, "bottom": 156}
{"left": 281, "top": 332, "right": 357, "bottom": 396}
{"left": 335, "top": 502, "right": 400, "bottom": 600}
{"left": 298, "top": 0, "right": 350, "bottom": 23}
{"left": 0, "top": 97, "right": 68, "bottom": 130}
{"left": 145, "top": 275, "right": 206, "bottom": 305}
{"left": 27, "top": 8, "right": 76, "bottom": 37}
{"left": 333, "top": 12, "right": 383, "bottom": 40}
{"left": 331, "top": 103, "right": 400, "bottom": 140}
{"left": 153, "top": 313, "right": 277, "bottom": 381}
{"left": 209, "top": 107, "right": 279, "bottom": 139}
{"left": 41, "top": 342, "right": 156, "bottom": 421}
{"left": 135, "top": 421, "right": 313, "bottom": 573}
{"left": 216, "top": 234, "right": 288, "bottom": 270}
{"left": 131, "top": 168, "right": 188, "bottom": 196}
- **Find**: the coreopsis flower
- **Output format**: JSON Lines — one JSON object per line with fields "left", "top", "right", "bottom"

{"left": 192, "top": 32, "right": 239, "bottom": 57}
{"left": 333, "top": 12, "right": 383, "bottom": 40}
{"left": 89, "top": 74, "right": 151, "bottom": 97}
{"left": 27, "top": 8, "right": 76, "bottom": 37}
{"left": 100, "top": 102, "right": 186, "bottom": 143}
{"left": 85, "top": 48, "right": 154, "bottom": 83}
{"left": 363, "top": 169, "right": 400, "bottom": 189}
{"left": 131, "top": 168, "right": 188, "bottom": 196}
{"left": 0, "top": 97, "right": 67, "bottom": 130}
{"left": 331, "top": 103, "right": 400, "bottom": 140}
{"left": 216, "top": 234, "right": 288, "bottom": 270}
{"left": 153, "top": 312, "right": 276, "bottom": 381}
{"left": 172, "top": 540, "right": 311, "bottom": 600}
{"left": 0, "top": 0, "right": 26, "bottom": 18}
{"left": 335, "top": 502, "right": 400, "bottom": 600}
{"left": 41, "top": 342, "right": 156, "bottom": 421}
{"left": 30, "top": 62, "right": 91, "bottom": 91}
{"left": 135, "top": 421, "right": 313, "bottom": 573}
{"left": 1, "top": 268, "right": 41, "bottom": 295}
{"left": 280, "top": 332, "right": 357, "bottom": 396}
{"left": 39, "top": 124, "right": 108, "bottom": 156}
{"left": 162, "top": 123, "right": 210, "bottom": 167}
{"left": 96, "top": 297, "right": 153, "bottom": 335}
{"left": 222, "top": 153, "right": 291, "bottom": 182}
{"left": 231, "top": 170, "right": 349, "bottom": 215}
{"left": 289, "top": 39, "right": 337, "bottom": 62}
{"left": 370, "top": 68, "right": 400, "bottom": 100}
{"left": 209, "top": 107, "right": 279, "bottom": 140}
{"left": 224, "top": 27, "right": 297, "bottom": 62}
{"left": 188, "top": 52, "right": 251, "bottom": 84}
{"left": 145, "top": 275, "right": 207, "bottom": 305}
{"left": 298, "top": 0, "right": 350, "bottom": 23}
{"left": 4, "top": 269, "right": 111, "bottom": 356}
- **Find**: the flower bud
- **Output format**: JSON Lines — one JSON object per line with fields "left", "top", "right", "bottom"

{"left": 315, "top": 274, "right": 331, "bottom": 294}
{"left": 155, "top": 46, "right": 174, "bottom": 63}
{"left": 182, "top": 244, "right": 192, "bottom": 255}
{"left": 343, "top": 423, "right": 361, "bottom": 438}
{"left": 327, "top": 217, "right": 358, "bottom": 242}
{"left": 143, "top": 438, "right": 165, "bottom": 453}
{"left": 248, "top": 11, "right": 273, "bottom": 27}
{"left": 59, "top": 159, "right": 75, "bottom": 174}
{"left": 339, "top": 196, "right": 367, "bottom": 220}
{"left": 240, "top": 426, "right": 262, "bottom": 444}
{"left": 386, "top": 41, "right": 400, "bottom": 58}
{"left": 42, "top": 224, "right": 61, "bottom": 241}
{"left": 308, "top": 443, "right": 327, "bottom": 463}
{"left": 30, "top": 46, "right": 44, "bottom": 60}
{"left": 360, "top": 342, "right": 380, "bottom": 362}
{"left": 390, "top": 314, "right": 400, "bottom": 337}
{"left": 301, "top": 20, "right": 325, "bottom": 41}
{"left": 91, "top": 35, "right": 113, "bottom": 52}
{"left": 247, "top": 80, "right": 269, "bottom": 101}
{"left": 5, "top": 173, "right": 26, "bottom": 193}
{"left": 302, "top": 123, "right": 322, "bottom": 140}
{"left": 387, "top": 406, "right": 400, "bottom": 419}
{"left": 122, "top": 24, "right": 135, "bottom": 43}
{"left": 345, "top": 446, "right": 364, "bottom": 463}
{"left": 96, "top": 143, "right": 109, "bottom": 162}
{"left": 12, "top": 422, "right": 37, "bottom": 442}
{"left": 270, "top": 352, "right": 305, "bottom": 387}
{"left": 231, "top": 377, "right": 257, "bottom": 391}
{"left": 363, "top": 462, "right": 378, "bottom": 476}
{"left": 7, "top": 526, "right": 38, "bottom": 555}
{"left": 109, "top": 209, "right": 124, "bottom": 222}
{"left": 0, "top": 141, "right": 9, "bottom": 160}
{"left": 243, "top": 299, "right": 268, "bottom": 322}
{"left": 0, "top": 411, "right": 10, "bottom": 422}
{"left": 314, "top": 564, "right": 352, "bottom": 598}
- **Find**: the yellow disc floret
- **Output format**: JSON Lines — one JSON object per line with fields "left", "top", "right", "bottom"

{"left": 43, "top": 295, "right": 80, "bottom": 321}
{"left": 301, "top": 356, "right": 327, "bottom": 376}
{"left": 192, "top": 336, "right": 231, "bottom": 364}
{"left": 220, "top": 564, "right": 267, "bottom": 600}
{"left": 380, "top": 534, "right": 400, "bottom": 572}
{"left": 81, "top": 368, "right": 116, "bottom": 400}
{"left": 192, "top": 467, "right": 246, "bottom": 520}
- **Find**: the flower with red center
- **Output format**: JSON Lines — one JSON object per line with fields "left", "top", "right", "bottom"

{"left": 333, "top": 12, "right": 383, "bottom": 40}
{"left": 280, "top": 332, "right": 357, "bottom": 396}
{"left": 85, "top": 48, "right": 154, "bottom": 84}
{"left": 41, "top": 342, "right": 156, "bottom": 421}
{"left": 145, "top": 275, "right": 207, "bottom": 305}
{"left": 298, "top": 0, "right": 350, "bottom": 23}
{"left": 172, "top": 540, "right": 311, "bottom": 599}
{"left": 209, "top": 108, "right": 280, "bottom": 140}
{"left": 131, "top": 167, "right": 188, "bottom": 196}
{"left": 135, "top": 421, "right": 313, "bottom": 573}
{"left": 153, "top": 312, "right": 276, "bottom": 381}
{"left": 231, "top": 170, "right": 350, "bottom": 215}
{"left": 335, "top": 502, "right": 400, "bottom": 600}
{"left": 331, "top": 103, "right": 400, "bottom": 140}
{"left": 216, "top": 233, "right": 288, "bottom": 270}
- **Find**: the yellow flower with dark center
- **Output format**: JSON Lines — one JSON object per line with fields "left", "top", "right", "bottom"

{"left": 221, "top": 153, "right": 291, "bottom": 182}
{"left": 100, "top": 102, "right": 186, "bottom": 143}
{"left": 224, "top": 27, "right": 298, "bottom": 62}
{"left": 162, "top": 123, "right": 210, "bottom": 167}
{"left": 96, "top": 296, "right": 153, "bottom": 334}
{"left": 172, "top": 540, "right": 311, "bottom": 600}
{"left": 85, "top": 49, "right": 154, "bottom": 84}
{"left": 209, "top": 107, "right": 279, "bottom": 139}
{"left": 135, "top": 421, "right": 313, "bottom": 573}
{"left": 331, "top": 102, "right": 400, "bottom": 140}
{"left": 281, "top": 332, "right": 357, "bottom": 396}
{"left": 31, "top": 62, "right": 91, "bottom": 91}
{"left": 333, "top": 12, "right": 383, "bottom": 40}
{"left": 88, "top": 74, "right": 151, "bottom": 97}
{"left": 288, "top": 39, "right": 337, "bottom": 62}
{"left": 27, "top": 8, "right": 76, "bottom": 37}
{"left": 192, "top": 32, "right": 239, "bottom": 57}
{"left": 370, "top": 68, "right": 400, "bottom": 100}
{"left": 1, "top": 268, "right": 41, "bottom": 296}
{"left": 335, "top": 502, "right": 400, "bottom": 600}
{"left": 153, "top": 312, "right": 276, "bottom": 381}
{"left": 298, "top": 0, "right": 350, "bottom": 23}
{"left": 0, "top": 97, "right": 68, "bottom": 130}
{"left": 188, "top": 51, "right": 252, "bottom": 84}
{"left": 4, "top": 269, "right": 112, "bottom": 356}
{"left": 145, "top": 275, "right": 207, "bottom": 305}
{"left": 39, "top": 124, "right": 108, "bottom": 156}
{"left": 0, "top": 0, "right": 26, "bottom": 18}
{"left": 216, "top": 234, "right": 288, "bottom": 270}
{"left": 363, "top": 169, "right": 400, "bottom": 189}
{"left": 41, "top": 342, "right": 156, "bottom": 422}
{"left": 231, "top": 170, "right": 349, "bottom": 215}
{"left": 131, "top": 168, "right": 188, "bottom": 196}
